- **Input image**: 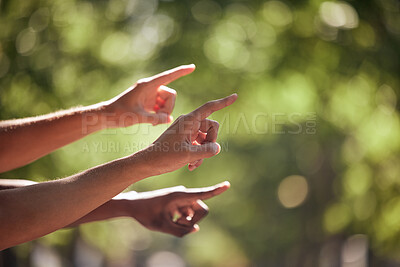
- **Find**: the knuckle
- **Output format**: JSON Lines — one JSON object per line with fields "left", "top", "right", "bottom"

{"left": 176, "top": 185, "right": 186, "bottom": 191}
{"left": 211, "top": 120, "right": 219, "bottom": 129}
{"left": 197, "top": 199, "right": 209, "bottom": 209}
{"left": 203, "top": 206, "right": 210, "bottom": 214}
{"left": 161, "top": 86, "right": 177, "bottom": 96}
{"left": 168, "top": 192, "right": 182, "bottom": 199}
{"left": 184, "top": 113, "right": 195, "bottom": 121}
{"left": 198, "top": 200, "right": 209, "bottom": 213}
{"left": 136, "top": 78, "right": 148, "bottom": 85}
{"left": 165, "top": 193, "right": 174, "bottom": 200}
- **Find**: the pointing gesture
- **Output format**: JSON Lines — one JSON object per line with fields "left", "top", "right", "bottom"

{"left": 123, "top": 182, "right": 231, "bottom": 237}
{"left": 146, "top": 93, "right": 237, "bottom": 175}
{"left": 186, "top": 94, "right": 238, "bottom": 170}
{"left": 103, "top": 64, "right": 196, "bottom": 127}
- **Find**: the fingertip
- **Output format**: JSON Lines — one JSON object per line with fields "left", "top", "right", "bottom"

{"left": 168, "top": 115, "right": 173, "bottom": 123}
{"left": 228, "top": 93, "right": 238, "bottom": 103}
{"left": 215, "top": 181, "right": 230, "bottom": 192}
{"left": 206, "top": 142, "right": 220, "bottom": 156}
{"left": 181, "top": 64, "right": 196, "bottom": 72}
{"left": 192, "top": 224, "right": 200, "bottom": 232}
{"left": 222, "top": 181, "right": 231, "bottom": 188}
{"left": 215, "top": 143, "right": 221, "bottom": 154}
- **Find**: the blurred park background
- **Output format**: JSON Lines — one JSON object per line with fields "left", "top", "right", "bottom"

{"left": 0, "top": 0, "right": 399, "bottom": 266}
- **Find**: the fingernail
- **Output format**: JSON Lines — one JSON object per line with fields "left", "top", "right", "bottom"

{"left": 210, "top": 143, "right": 218, "bottom": 154}
{"left": 183, "top": 64, "right": 195, "bottom": 69}
{"left": 216, "top": 181, "right": 230, "bottom": 188}
{"left": 214, "top": 143, "right": 221, "bottom": 154}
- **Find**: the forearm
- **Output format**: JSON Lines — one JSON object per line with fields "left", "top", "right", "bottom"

{"left": 0, "top": 179, "right": 132, "bottom": 228}
{"left": 66, "top": 198, "right": 130, "bottom": 227}
{"left": 0, "top": 179, "right": 37, "bottom": 190}
{"left": 0, "top": 149, "right": 151, "bottom": 250}
{"left": 0, "top": 104, "right": 108, "bottom": 173}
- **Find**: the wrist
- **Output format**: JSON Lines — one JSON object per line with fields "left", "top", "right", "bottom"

{"left": 112, "top": 191, "right": 139, "bottom": 217}
{"left": 108, "top": 199, "right": 132, "bottom": 217}
{"left": 98, "top": 101, "right": 142, "bottom": 129}
{"left": 134, "top": 144, "right": 165, "bottom": 177}
{"left": 120, "top": 147, "right": 156, "bottom": 182}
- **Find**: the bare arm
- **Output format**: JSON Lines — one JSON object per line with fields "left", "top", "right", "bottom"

{"left": 0, "top": 151, "right": 149, "bottom": 250}
{"left": 0, "top": 105, "right": 106, "bottom": 173}
{"left": 0, "top": 179, "right": 128, "bottom": 227}
{"left": 0, "top": 179, "right": 230, "bottom": 237}
{"left": 0, "top": 94, "right": 237, "bottom": 250}
{"left": 0, "top": 179, "right": 36, "bottom": 190}
{"left": 0, "top": 65, "right": 195, "bottom": 173}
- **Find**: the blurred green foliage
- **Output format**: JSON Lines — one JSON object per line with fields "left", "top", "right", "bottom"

{"left": 0, "top": 0, "right": 399, "bottom": 266}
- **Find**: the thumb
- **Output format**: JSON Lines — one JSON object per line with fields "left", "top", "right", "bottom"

{"left": 189, "top": 142, "right": 221, "bottom": 161}
{"left": 140, "top": 111, "right": 171, "bottom": 125}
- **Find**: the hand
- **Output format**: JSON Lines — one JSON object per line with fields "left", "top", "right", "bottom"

{"left": 103, "top": 65, "right": 195, "bottom": 127}
{"left": 143, "top": 93, "right": 237, "bottom": 175}
{"left": 119, "top": 182, "right": 230, "bottom": 237}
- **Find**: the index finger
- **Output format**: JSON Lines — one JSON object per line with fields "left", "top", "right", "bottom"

{"left": 185, "top": 181, "right": 231, "bottom": 200}
{"left": 191, "top": 94, "right": 237, "bottom": 120}
{"left": 142, "top": 64, "right": 196, "bottom": 87}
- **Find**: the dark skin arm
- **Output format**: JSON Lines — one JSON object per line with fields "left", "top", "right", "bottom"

{"left": 0, "top": 179, "right": 230, "bottom": 237}
{"left": 0, "top": 65, "right": 195, "bottom": 173}
{"left": 0, "top": 94, "right": 237, "bottom": 250}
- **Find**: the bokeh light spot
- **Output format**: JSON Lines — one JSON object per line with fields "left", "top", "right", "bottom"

{"left": 100, "top": 32, "right": 131, "bottom": 65}
{"left": 142, "top": 14, "right": 175, "bottom": 44}
{"left": 353, "top": 22, "right": 376, "bottom": 48}
{"left": 29, "top": 8, "right": 50, "bottom": 32}
{"left": 278, "top": 175, "right": 309, "bottom": 208}
{"left": 353, "top": 192, "right": 376, "bottom": 221}
{"left": 262, "top": 1, "right": 293, "bottom": 28}
{"left": 341, "top": 235, "right": 368, "bottom": 266}
{"left": 319, "top": 1, "right": 359, "bottom": 29}
{"left": 146, "top": 251, "right": 185, "bottom": 267}
{"left": 324, "top": 203, "right": 351, "bottom": 233}
{"left": 343, "top": 163, "right": 372, "bottom": 196}
{"left": 16, "top": 28, "right": 36, "bottom": 55}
